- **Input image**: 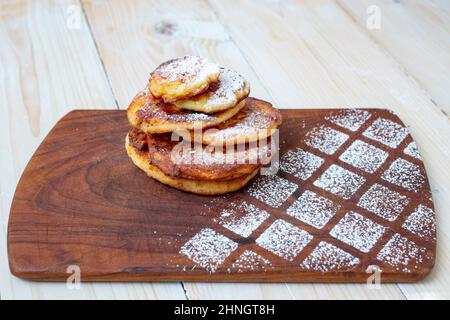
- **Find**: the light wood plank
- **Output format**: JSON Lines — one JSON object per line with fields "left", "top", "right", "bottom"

{"left": 337, "top": 0, "right": 450, "bottom": 115}
{"left": 208, "top": 0, "right": 450, "bottom": 299}
{"left": 0, "top": 0, "right": 185, "bottom": 300}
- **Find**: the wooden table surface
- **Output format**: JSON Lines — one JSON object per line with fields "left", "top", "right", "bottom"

{"left": 1, "top": 0, "right": 449, "bottom": 300}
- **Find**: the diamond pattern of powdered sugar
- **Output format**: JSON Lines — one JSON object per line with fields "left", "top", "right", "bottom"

{"left": 402, "top": 205, "right": 436, "bottom": 240}
{"left": 280, "top": 148, "right": 324, "bottom": 180}
{"left": 286, "top": 190, "right": 340, "bottom": 229}
{"left": 330, "top": 211, "right": 386, "bottom": 253}
{"left": 180, "top": 228, "right": 237, "bottom": 272}
{"left": 357, "top": 183, "right": 409, "bottom": 221}
{"left": 381, "top": 158, "right": 425, "bottom": 192}
{"left": 339, "top": 140, "right": 388, "bottom": 173}
{"left": 256, "top": 219, "right": 313, "bottom": 261}
{"left": 325, "top": 109, "right": 371, "bottom": 132}
{"left": 304, "top": 125, "right": 349, "bottom": 155}
{"left": 313, "top": 164, "right": 366, "bottom": 199}
{"left": 246, "top": 175, "right": 298, "bottom": 208}
{"left": 377, "top": 233, "right": 429, "bottom": 272}
{"left": 404, "top": 142, "right": 422, "bottom": 160}
{"left": 217, "top": 201, "right": 270, "bottom": 238}
{"left": 363, "top": 118, "right": 408, "bottom": 148}
{"left": 230, "top": 250, "right": 273, "bottom": 272}
{"left": 300, "top": 241, "right": 360, "bottom": 272}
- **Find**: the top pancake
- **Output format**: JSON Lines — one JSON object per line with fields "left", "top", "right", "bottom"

{"left": 127, "top": 86, "right": 245, "bottom": 133}
{"left": 195, "top": 97, "right": 283, "bottom": 146}
{"left": 149, "top": 55, "right": 220, "bottom": 102}
{"left": 173, "top": 68, "right": 250, "bottom": 114}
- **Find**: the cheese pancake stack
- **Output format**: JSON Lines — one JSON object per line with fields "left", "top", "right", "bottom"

{"left": 126, "top": 56, "right": 282, "bottom": 195}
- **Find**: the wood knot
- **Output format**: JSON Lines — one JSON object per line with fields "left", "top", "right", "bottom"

{"left": 154, "top": 21, "right": 177, "bottom": 36}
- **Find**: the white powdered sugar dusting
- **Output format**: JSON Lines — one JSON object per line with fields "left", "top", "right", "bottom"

{"left": 330, "top": 211, "right": 386, "bottom": 253}
{"left": 402, "top": 205, "right": 436, "bottom": 240}
{"left": 230, "top": 250, "right": 273, "bottom": 272}
{"left": 300, "top": 241, "right": 360, "bottom": 272}
{"left": 304, "top": 125, "right": 349, "bottom": 155}
{"left": 363, "top": 118, "right": 408, "bottom": 148}
{"left": 357, "top": 183, "right": 409, "bottom": 221}
{"left": 280, "top": 148, "right": 324, "bottom": 180}
{"left": 217, "top": 201, "right": 270, "bottom": 238}
{"left": 154, "top": 55, "right": 219, "bottom": 82}
{"left": 381, "top": 158, "right": 425, "bottom": 192}
{"left": 313, "top": 164, "right": 366, "bottom": 199}
{"left": 179, "top": 228, "right": 238, "bottom": 272}
{"left": 377, "top": 233, "right": 429, "bottom": 272}
{"left": 205, "top": 68, "right": 247, "bottom": 105}
{"left": 403, "top": 142, "right": 422, "bottom": 160}
{"left": 325, "top": 109, "right": 371, "bottom": 132}
{"left": 256, "top": 219, "right": 313, "bottom": 261}
{"left": 286, "top": 190, "right": 340, "bottom": 229}
{"left": 246, "top": 175, "right": 298, "bottom": 208}
{"left": 339, "top": 140, "right": 389, "bottom": 173}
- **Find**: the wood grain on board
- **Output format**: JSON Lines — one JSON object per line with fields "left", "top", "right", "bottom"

{"left": 8, "top": 108, "right": 436, "bottom": 282}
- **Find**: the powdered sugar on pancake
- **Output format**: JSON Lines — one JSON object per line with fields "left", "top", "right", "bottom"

{"left": 202, "top": 68, "right": 248, "bottom": 105}
{"left": 152, "top": 55, "right": 219, "bottom": 83}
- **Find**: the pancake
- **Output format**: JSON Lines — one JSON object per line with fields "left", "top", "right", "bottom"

{"left": 128, "top": 128, "right": 272, "bottom": 181}
{"left": 173, "top": 68, "right": 250, "bottom": 114}
{"left": 194, "top": 97, "right": 283, "bottom": 146}
{"left": 149, "top": 55, "right": 220, "bottom": 102}
{"left": 127, "top": 87, "right": 245, "bottom": 133}
{"left": 126, "top": 134, "right": 260, "bottom": 195}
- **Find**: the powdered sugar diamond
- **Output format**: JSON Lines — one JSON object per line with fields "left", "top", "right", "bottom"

{"left": 280, "top": 148, "right": 324, "bottom": 180}
{"left": 180, "top": 228, "right": 238, "bottom": 272}
{"left": 287, "top": 190, "right": 340, "bottom": 229}
{"left": 313, "top": 164, "right": 366, "bottom": 199}
{"left": 246, "top": 175, "right": 298, "bottom": 208}
{"left": 339, "top": 140, "right": 388, "bottom": 173}
{"left": 363, "top": 118, "right": 408, "bottom": 148}
{"left": 357, "top": 183, "right": 409, "bottom": 221}
{"left": 256, "top": 219, "right": 313, "bottom": 261}
{"left": 330, "top": 211, "right": 386, "bottom": 253}
{"left": 304, "top": 125, "right": 349, "bottom": 155}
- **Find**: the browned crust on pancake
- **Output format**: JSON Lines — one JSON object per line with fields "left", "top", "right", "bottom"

{"left": 144, "top": 130, "right": 271, "bottom": 181}
{"left": 125, "top": 134, "right": 259, "bottom": 195}
{"left": 194, "top": 97, "right": 283, "bottom": 146}
{"left": 149, "top": 56, "right": 220, "bottom": 102}
{"left": 127, "top": 87, "right": 245, "bottom": 133}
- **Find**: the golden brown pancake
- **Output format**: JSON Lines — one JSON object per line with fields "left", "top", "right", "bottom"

{"left": 173, "top": 68, "right": 250, "bottom": 114}
{"left": 128, "top": 128, "right": 272, "bottom": 181}
{"left": 125, "top": 134, "right": 260, "bottom": 195}
{"left": 127, "top": 87, "right": 245, "bottom": 133}
{"left": 194, "top": 97, "right": 282, "bottom": 146}
{"left": 149, "top": 55, "right": 220, "bottom": 102}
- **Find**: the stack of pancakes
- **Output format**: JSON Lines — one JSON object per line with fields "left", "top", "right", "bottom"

{"left": 125, "top": 56, "right": 282, "bottom": 195}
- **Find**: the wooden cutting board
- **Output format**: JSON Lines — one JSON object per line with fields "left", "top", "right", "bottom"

{"left": 7, "top": 108, "right": 436, "bottom": 282}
